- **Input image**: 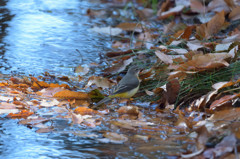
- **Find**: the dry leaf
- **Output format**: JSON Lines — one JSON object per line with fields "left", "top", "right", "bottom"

{"left": 190, "top": 0, "right": 205, "bottom": 13}
{"left": 155, "top": 50, "right": 173, "bottom": 64}
{"left": 229, "top": 6, "right": 240, "bottom": 21}
{"left": 116, "top": 22, "right": 142, "bottom": 32}
{"left": 206, "top": 10, "right": 225, "bottom": 39}
{"left": 166, "top": 79, "right": 180, "bottom": 104}
{"left": 117, "top": 106, "right": 139, "bottom": 116}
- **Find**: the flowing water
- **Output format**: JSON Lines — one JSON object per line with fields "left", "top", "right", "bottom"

{"left": 0, "top": 0, "right": 189, "bottom": 158}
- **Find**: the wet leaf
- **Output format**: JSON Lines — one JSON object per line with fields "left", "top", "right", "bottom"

{"left": 89, "top": 26, "right": 122, "bottom": 36}
{"left": 74, "top": 107, "right": 97, "bottom": 115}
{"left": 7, "top": 109, "right": 34, "bottom": 119}
{"left": 40, "top": 99, "right": 60, "bottom": 107}
{"left": 106, "top": 49, "right": 133, "bottom": 58}
{"left": 100, "top": 132, "right": 128, "bottom": 144}
{"left": 117, "top": 106, "right": 139, "bottom": 116}
{"left": 54, "top": 90, "right": 89, "bottom": 99}
{"left": 37, "top": 87, "right": 65, "bottom": 97}
{"left": 116, "top": 22, "right": 142, "bottom": 32}
{"left": 86, "top": 76, "right": 115, "bottom": 89}
{"left": 74, "top": 65, "right": 90, "bottom": 75}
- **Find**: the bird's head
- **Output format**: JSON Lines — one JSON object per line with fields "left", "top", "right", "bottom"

{"left": 127, "top": 66, "right": 140, "bottom": 75}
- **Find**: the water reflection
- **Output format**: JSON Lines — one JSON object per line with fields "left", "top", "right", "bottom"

{"left": 1, "top": 0, "right": 108, "bottom": 75}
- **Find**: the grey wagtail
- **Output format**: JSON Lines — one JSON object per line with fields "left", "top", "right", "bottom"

{"left": 96, "top": 66, "right": 140, "bottom": 106}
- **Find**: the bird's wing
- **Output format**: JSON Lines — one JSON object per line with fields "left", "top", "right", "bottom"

{"left": 112, "top": 75, "right": 139, "bottom": 95}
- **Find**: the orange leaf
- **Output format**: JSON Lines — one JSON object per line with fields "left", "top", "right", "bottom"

{"left": 0, "top": 82, "right": 8, "bottom": 87}
{"left": 32, "top": 81, "right": 49, "bottom": 88}
{"left": 74, "top": 107, "right": 96, "bottom": 115}
{"left": 53, "top": 90, "right": 89, "bottom": 99}
{"left": 7, "top": 109, "right": 34, "bottom": 119}
{"left": 49, "top": 83, "right": 70, "bottom": 89}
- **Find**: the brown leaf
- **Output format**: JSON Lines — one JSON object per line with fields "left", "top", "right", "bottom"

{"left": 103, "top": 56, "right": 133, "bottom": 74}
{"left": 117, "top": 106, "right": 139, "bottom": 116}
{"left": 180, "top": 25, "right": 195, "bottom": 40}
{"left": 166, "top": 79, "right": 180, "bottom": 104}
{"left": 207, "top": 0, "right": 231, "bottom": 13}
{"left": 74, "top": 107, "right": 97, "bottom": 115}
{"left": 229, "top": 6, "right": 240, "bottom": 21}
{"left": 177, "top": 53, "right": 231, "bottom": 72}
{"left": 116, "top": 22, "right": 142, "bottom": 32}
{"left": 209, "top": 94, "right": 238, "bottom": 110}
{"left": 195, "top": 23, "right": 207, "bottom": 40}
{"left": 209, "top": 107, "right": 240, "bottom": 121}
{"left": 212, "top": 81, "right": 235, "bottom": 91}
{"left": 190, "top": 0, "right": 205, "bottom": 13}
{"left": 206, "top": 10, "right": 225, "bottom": 39}
{"left": 37, "top": 87, "right": 65, "bottom": 97}
{"left": 106, "top": 49, "right": 133, "bottom": 58}
{"left": 53, "top": 90, "right": 89, "bottom": 100}
{"left": 158, "top": 5, "right": 184, "bottom": 20}
{"left": 86, "top": 76, "right": 115, "bottom": 89}
{"left": 7, "top": 109, "right": 34, "bottom": 119}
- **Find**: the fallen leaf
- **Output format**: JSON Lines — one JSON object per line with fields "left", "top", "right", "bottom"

{"left": 116, "top": 22, "right": 142, "bottom": 32}
{"left": 37, "top": 87, "right": 65, "bottom": 97}
{"left": 100, "top": 132, "right": 128, "bottom": 144}
{"left": 190, "top": 0, "right": 205, "bottom": 13}
{"left": 229, "top": 6, "right": 240, "bottom": 21}
{"left": 74, "top": 107, "right": 97, "bottom": 115}
{"left": 86, "top": 76, "right": 115, "bottom": 89}
{"left": 166, "top": 79, "right": 180, "bottom": 104}
{"left": 54, "top": 90, "right": 89, "bottom": 99}
{"left": 206, "top": 10, "right": 225, "bottom": 39}
{"left": 155, "top": 50, "right": 173, "bottom": 64}
{"left": 106, "top": 49, "right": 133, "bottom": 58}
{"left": 74, "top": 65, "right": 90, "bottom": 75}
{"left": 104, "top": 57, "right": 133, "bottom": 74}
{"left": 40, "top": 99, "right": 60, "bottom": 107}
{"left": 117, "top": 106, "right": 139, "bottom": 116}
{"left": 89, "top": 26, "right": 122, "bottom": 36}
{"left": 7, "top": 109, "right": 34, "bottom": 119}
{"left": 207, "top": 0, "right": 230, "bottom": 13}
{"left": 158, "top": 5, "right": 184, "bottom": 20}
{"left": 0, "top": 109, "right": 19, "bottom": 115}
{"left": 209, "top": 94, "right": 238, "bottom": 110}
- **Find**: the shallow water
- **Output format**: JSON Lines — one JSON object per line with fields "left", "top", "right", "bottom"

{"left": 0, "top": 0, "right": 189, "bottom": 158}
{"left": 0, "top": 0, "right": 109, "bottom": 76}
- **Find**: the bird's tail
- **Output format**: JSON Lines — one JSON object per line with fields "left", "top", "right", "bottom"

{"left": 95, "top": 97, "right": 112, "bottom": 106}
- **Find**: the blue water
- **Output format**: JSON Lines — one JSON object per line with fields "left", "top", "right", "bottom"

{"left": 0, "top": 0, "right": 109, "bottom": 76}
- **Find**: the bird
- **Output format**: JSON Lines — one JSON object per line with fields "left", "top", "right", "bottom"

{"left": 95, "top": 66, "right": 140, "bottom": 106}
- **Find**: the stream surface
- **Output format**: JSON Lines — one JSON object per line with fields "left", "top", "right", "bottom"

{"left": 0, "top": 0, "right": 186, "bottom": 158}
